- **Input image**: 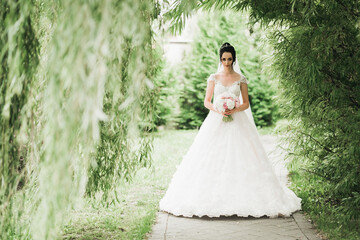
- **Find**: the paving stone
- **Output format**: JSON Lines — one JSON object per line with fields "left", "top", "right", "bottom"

{"left": 147, "top": 211, "right": 322, "bottom": 240}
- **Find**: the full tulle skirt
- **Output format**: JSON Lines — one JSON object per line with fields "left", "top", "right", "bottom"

{"left": 159, "top": 110, "right": 302, "bottom": 218}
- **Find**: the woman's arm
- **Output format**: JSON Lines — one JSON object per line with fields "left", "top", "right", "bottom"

{"left": 237, "top": 82, "right": 250, "bottom": 111}
{"left": 204, "top": 81, "right": 227, "bottom": 116}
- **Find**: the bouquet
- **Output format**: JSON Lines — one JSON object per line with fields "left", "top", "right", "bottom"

{"left": 214, "top": 92, "right": 241, "bottom": 122}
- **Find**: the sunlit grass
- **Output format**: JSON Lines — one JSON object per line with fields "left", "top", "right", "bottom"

{"left": 62, "top": 129, "right": 198, "bottom": 239}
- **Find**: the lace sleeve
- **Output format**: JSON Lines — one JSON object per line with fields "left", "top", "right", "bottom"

{"left": 240, "top": 74, "right": 249, "bottom": 84}
{"left": 207, "top": 74, "right": 216, "bottom": 83}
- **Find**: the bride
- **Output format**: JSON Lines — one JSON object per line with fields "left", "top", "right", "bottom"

{"left": 159, "top": 42, "right": 302, "bottom": 218}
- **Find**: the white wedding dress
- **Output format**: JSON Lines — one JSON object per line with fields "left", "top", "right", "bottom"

{"left": 159, "top": 73, "right": 302, "bottom": 218}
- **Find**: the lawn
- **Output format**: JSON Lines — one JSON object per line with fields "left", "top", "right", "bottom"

{"left": 62, "top": 129, "right": 200, "bottom": 239}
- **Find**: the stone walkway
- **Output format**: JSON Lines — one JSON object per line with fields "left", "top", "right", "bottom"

{"left": 146, "top": 135, "right": 323, "bottom": 240}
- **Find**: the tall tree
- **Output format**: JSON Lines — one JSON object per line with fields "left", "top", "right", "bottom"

{"left": 0, "top": 0, "right": 162, "bottom": 238}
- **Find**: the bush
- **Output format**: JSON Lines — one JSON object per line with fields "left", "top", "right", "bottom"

{"left": 150, "top": 46, "right": 178, "bottom": 128}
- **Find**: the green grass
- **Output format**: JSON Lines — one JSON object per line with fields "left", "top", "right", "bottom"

{"left": 61, "top": 129, "right": 198, "bottom": 239}
{"left": 256, "top": 123, "right": 276, "bottom": 135}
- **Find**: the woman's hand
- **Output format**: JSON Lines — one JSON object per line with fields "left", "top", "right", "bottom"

{"left": 217, "top": 110, "right": 229, "bottom": 117}
{"left": 225, "top": 107, "right": 240, "bottom": 115}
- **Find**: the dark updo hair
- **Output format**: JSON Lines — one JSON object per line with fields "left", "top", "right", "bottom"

{"left": 219, "top": 42, "right": 236, "bottom": 66}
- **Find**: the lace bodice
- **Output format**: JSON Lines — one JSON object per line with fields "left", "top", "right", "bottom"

{"left": 207, "top": 73, "right": 248, "bottom": 100}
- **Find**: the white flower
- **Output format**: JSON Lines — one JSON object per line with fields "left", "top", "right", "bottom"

{"left": 215, "top": 92, "right": 237, "bottom": 111}
{"left": 216, "top": 101, "right": 225, "bottom": 112}
{"left": 226, "top": 99, "right": 235, "bottom": 109}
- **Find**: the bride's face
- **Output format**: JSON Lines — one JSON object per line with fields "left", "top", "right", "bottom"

{"left": 221, "top": 52, "right": 233, "bottom": 69}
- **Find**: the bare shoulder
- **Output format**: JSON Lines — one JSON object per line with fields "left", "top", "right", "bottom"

{"left": 213, "top": 73, "right": 220, "bottom": 79}
{"left": 233, "top": 72, "right": 242, "bottom": 80}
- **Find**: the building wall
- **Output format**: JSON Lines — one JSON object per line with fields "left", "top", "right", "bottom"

{"left": 162, "top": 14, "right": 199, "bottom": 66}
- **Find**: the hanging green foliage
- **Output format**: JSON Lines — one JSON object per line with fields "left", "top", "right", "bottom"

{"left": 0, "top": 0, "right": 39, "bottom": 238}
{"left": 86, "top": 0, "right": 161, "bottom": 203}
{"left": 1, "top": 0, "right": 161, "bottom": 239}
{"left": 32, "top": 1, "right": 114, "bottom": 238}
